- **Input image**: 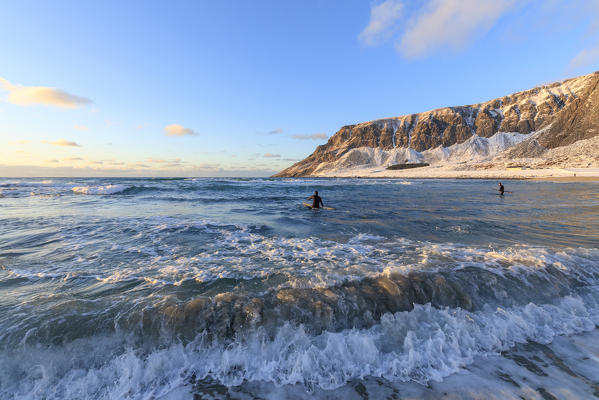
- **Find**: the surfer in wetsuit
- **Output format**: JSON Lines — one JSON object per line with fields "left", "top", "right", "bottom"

{"left": 308, "top": 191, "right": 324, "bottom": 208}
{"left": 498, "top": 182, "right": 505, "bottom": 196}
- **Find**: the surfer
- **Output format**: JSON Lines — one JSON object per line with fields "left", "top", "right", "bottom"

{"left": 498, "top": 182, "right": 504, "bottom": 195}
{"left": 308, "top": 191, "right": 324, "bottom": 208}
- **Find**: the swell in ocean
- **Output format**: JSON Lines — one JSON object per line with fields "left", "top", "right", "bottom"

{"left": 1, "top": 178, "right": 598, "bottom": 399}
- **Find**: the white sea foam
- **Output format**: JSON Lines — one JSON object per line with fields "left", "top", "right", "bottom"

{"left": 1, "top": 295, "right": 597, "bottom": 399}
{"left": 5, "top": 216, "right": 599, "bottom": 292}
{"left": 71, "top": 184, "right": 130, "bottom": 195}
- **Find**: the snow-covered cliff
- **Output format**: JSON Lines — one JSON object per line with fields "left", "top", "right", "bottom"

{"left": 275, "top": 71, "right": 599, "bottom": 177}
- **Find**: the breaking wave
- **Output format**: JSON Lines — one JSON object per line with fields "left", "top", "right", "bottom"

{"left": 2, "top": 177, "right": 599, "bottom": 399}
{"left": 1, "top": 292, "right": 597, "bottom": 399}
{"left": 72, "top": 184, "right": 132, "bottom": 195}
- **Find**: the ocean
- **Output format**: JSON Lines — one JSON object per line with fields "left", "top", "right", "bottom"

{"left": 1, "top": 177, "right": 598, "bottom": 399}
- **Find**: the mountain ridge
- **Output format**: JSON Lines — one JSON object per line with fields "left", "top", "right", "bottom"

{"left": 274, "top": 71, "right": 599, "bottom": 177}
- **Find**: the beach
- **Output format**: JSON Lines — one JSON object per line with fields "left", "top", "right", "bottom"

{"left": 314, "top": 166, "right": 599, "bottom": 180}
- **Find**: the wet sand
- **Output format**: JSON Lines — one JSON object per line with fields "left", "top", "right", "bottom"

{"left": 533, "top": 175, "right": 599, "bottom": 182}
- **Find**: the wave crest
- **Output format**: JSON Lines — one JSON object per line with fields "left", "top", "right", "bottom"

{"left": 72, "top": 184, "right": 131, "bottom": 195}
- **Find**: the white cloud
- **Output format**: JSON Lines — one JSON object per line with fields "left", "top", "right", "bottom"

{"left": 0, "top": 163, "right": 276, "bottom": 177}
{"left": 263, "top": 153, "right": 281, "bottom": 158}
{"left": 74, "top": 124, "right": 89, "bottom": 131}
{"left": 359, "top": 0, "right": 516, "bottom": 58}
{"left": 398, "top": 0, "right": 516, "bottom": 58}
{"left": 146, "top": 158, "right": 185, "bottom": 165}
{"left": 0, "top": 77, "right": 92, "bottom": 108}
{"left": 42, "top": 139, "right": 81, "bottom": 147}
{"left": 164, "top": 124, "right": 198, "bottom": 137}
{"left": 292, "top": 133, "right": 328, "bottom": 140}
{"left": 359, "top": 1, "right": 404, "bottom": 46}
{"left": 268, "top": 128, "right": 284, "bottom": 134}
{"left": 567, "top": 42, "right": 599, "bottom": 72}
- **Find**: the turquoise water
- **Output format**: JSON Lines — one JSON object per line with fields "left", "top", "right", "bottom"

{"left": 1, "top": 178, "right": 598, "bottom": 399}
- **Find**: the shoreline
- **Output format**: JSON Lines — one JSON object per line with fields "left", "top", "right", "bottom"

{"left": 295, "top": 167, "right": 599, "bottom": 181}
{"left": 532, "top": 176, "right": 599, "bottom": 182}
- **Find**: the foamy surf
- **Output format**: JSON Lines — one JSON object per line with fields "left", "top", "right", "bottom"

{"left": 1, "top": 177, "right": 598, "bottom": 399}
{"left": 1, "top": 296, "right": 597, "bottom": 399}
{"left": 72, "top": 184, "right": 131, "bottom": 195}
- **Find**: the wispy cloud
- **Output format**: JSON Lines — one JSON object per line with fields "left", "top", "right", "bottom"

{"left": 8, "top": 140, "right": 32, "bottom": 145}
{"left": 0, "top": 163, "right": 276, "bottom": 178}
{"left": 146, "top": 158, "right": 185, "bottom": 165}
{"left": 292, "top": 133, "right": 328, "bottom": 140}
{"left": 359, "top": 0, "right": 404, "bottom": 46}
{"left": 0, "top": 77, "right": 92, "bottom": 108}
{"left": 42, "top": 139, "right": 82, "bottom": 147}
{"left": 359, "top": 0, "right": 517, "bottom": 58}
{"left": 567, "top": 42, "right": 599, "bottom": 72}
{"left": 268, "top": 128, "right": 284, "bottom": 134}
{"left": 561, "top": 0, "right": 599, "bottom": 74}
{"left": 398, "top": 0, "right": 516, "bottom": 58}
{"left": 164, "top": 124, "right": 198, "bottom": 137}
{"left": 127, "top": 162, "right": 151, "bottom": 168}
{"left": 44, "top": 159, "right": 59, "bottom": 163}
{"left": 74, "top": 124, "right": 89, "bottom": 131}
{"left": 65, "top": 157, "right": 84, "bottom": 161}
{"left": 263, "top": 153, "right": 281, "bottom": 158}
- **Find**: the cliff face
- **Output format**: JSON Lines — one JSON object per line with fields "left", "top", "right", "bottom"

{"left": 538, "top": 73, "right": 599, "bottom": 148}
{"left": 275, "top": 71, "right": 599, "bottom": 177}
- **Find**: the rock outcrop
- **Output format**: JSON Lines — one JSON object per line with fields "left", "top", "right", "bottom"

{"left": 274, "top": 71, "right": 599, "bottom": 177}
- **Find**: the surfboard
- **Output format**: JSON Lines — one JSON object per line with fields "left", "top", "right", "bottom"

{"left": 303, "top": 202, "right": 336, "bottom": 210}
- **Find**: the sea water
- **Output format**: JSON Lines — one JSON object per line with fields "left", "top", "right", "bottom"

{"left": 0, "top": 177, "right": 598, "bottom": 399}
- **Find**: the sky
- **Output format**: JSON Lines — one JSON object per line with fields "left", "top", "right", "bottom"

{"left": 1, "top": 0, "right": 599, "bottom": 177}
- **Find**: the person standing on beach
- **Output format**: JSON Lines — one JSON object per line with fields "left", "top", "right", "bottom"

{"left": 308, "top": 191, "right": 324, "bottom": 208}
{"left": 498, "top": 182, "right": 505, "bottom": 195}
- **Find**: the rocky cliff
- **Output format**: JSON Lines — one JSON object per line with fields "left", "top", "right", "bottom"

{"left": 275, "top": 71, "right": 599, "bottom": 177}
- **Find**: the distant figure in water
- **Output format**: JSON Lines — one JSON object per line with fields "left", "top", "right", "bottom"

{"left": 308, "top": 191, "right": 324, "bottom": 208}
{"left": 498, "top": 182, "right": 505, "bottom": 195}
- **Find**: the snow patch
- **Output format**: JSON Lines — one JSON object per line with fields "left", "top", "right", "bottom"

{"left": 313, "top": 132, "right": 531, "bottom": 175}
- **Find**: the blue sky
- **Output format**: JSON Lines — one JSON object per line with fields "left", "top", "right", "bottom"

{"left": 1, "top": 0, "right": 599, "bottom": 177}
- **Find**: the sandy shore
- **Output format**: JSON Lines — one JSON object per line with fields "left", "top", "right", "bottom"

{"left": 533, "top": 176, "right": 599, "bottom": 182}
{"left": 315, "top": 167, "right": 599, "bottom": 180}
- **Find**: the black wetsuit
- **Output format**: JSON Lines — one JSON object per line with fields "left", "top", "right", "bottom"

{"left": 308, "top": 195, "right": 324, "bottom": 208}
{"left": 498, "top": 184, "right": 504, "bottom": 195}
